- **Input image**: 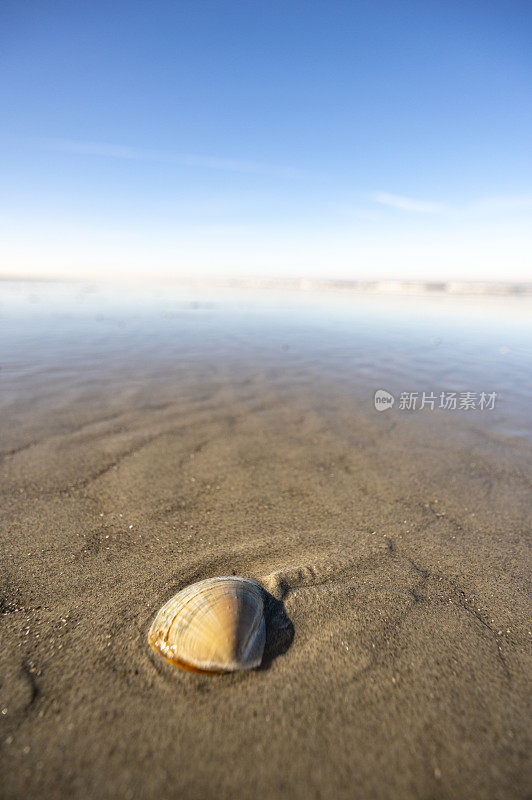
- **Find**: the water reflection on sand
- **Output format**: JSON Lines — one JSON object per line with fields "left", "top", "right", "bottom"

{"left": 1, "top": 280, "right": 531, "bottom": 441}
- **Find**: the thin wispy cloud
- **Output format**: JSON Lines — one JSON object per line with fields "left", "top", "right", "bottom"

{"left": 372, "top": 190, "right": 532, "bottom": 217}
{"left": 373, "top": 192, "right": 445, "bottom": 214}
{"left": 40, "top": 138, "right": 299, "bottom": 178}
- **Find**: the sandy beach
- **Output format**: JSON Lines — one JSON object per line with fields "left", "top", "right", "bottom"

{"left": 1, "top": 284, "right": 531, "bottom": 799}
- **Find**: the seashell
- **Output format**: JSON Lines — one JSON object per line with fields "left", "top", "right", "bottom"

{"left": 148, "top": 576, "right": 266, "bottom": 673}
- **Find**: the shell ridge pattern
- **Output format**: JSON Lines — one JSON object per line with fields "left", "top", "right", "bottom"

{"left": 148, "top": 576, "right": 266, "bottom": 673}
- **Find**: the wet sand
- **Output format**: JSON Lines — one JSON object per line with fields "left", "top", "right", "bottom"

{"left": 1, "top": 284, "right": 531, "bottom": 799}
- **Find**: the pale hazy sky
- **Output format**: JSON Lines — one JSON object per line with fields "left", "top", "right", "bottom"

{"left": 1, "top": 1, "right": 531, "bottom": 282}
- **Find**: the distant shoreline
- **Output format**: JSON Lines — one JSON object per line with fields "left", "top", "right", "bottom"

{"left": 1, "top": 274, "right": 531, "bottom": 295}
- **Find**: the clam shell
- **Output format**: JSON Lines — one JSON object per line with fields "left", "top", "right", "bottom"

{"left": 148, "top": 577, "right": 266, "bottom": 673}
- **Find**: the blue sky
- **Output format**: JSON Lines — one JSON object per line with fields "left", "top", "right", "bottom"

{"left": 1, "top": 0, "right": 531, "bottom": 281}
